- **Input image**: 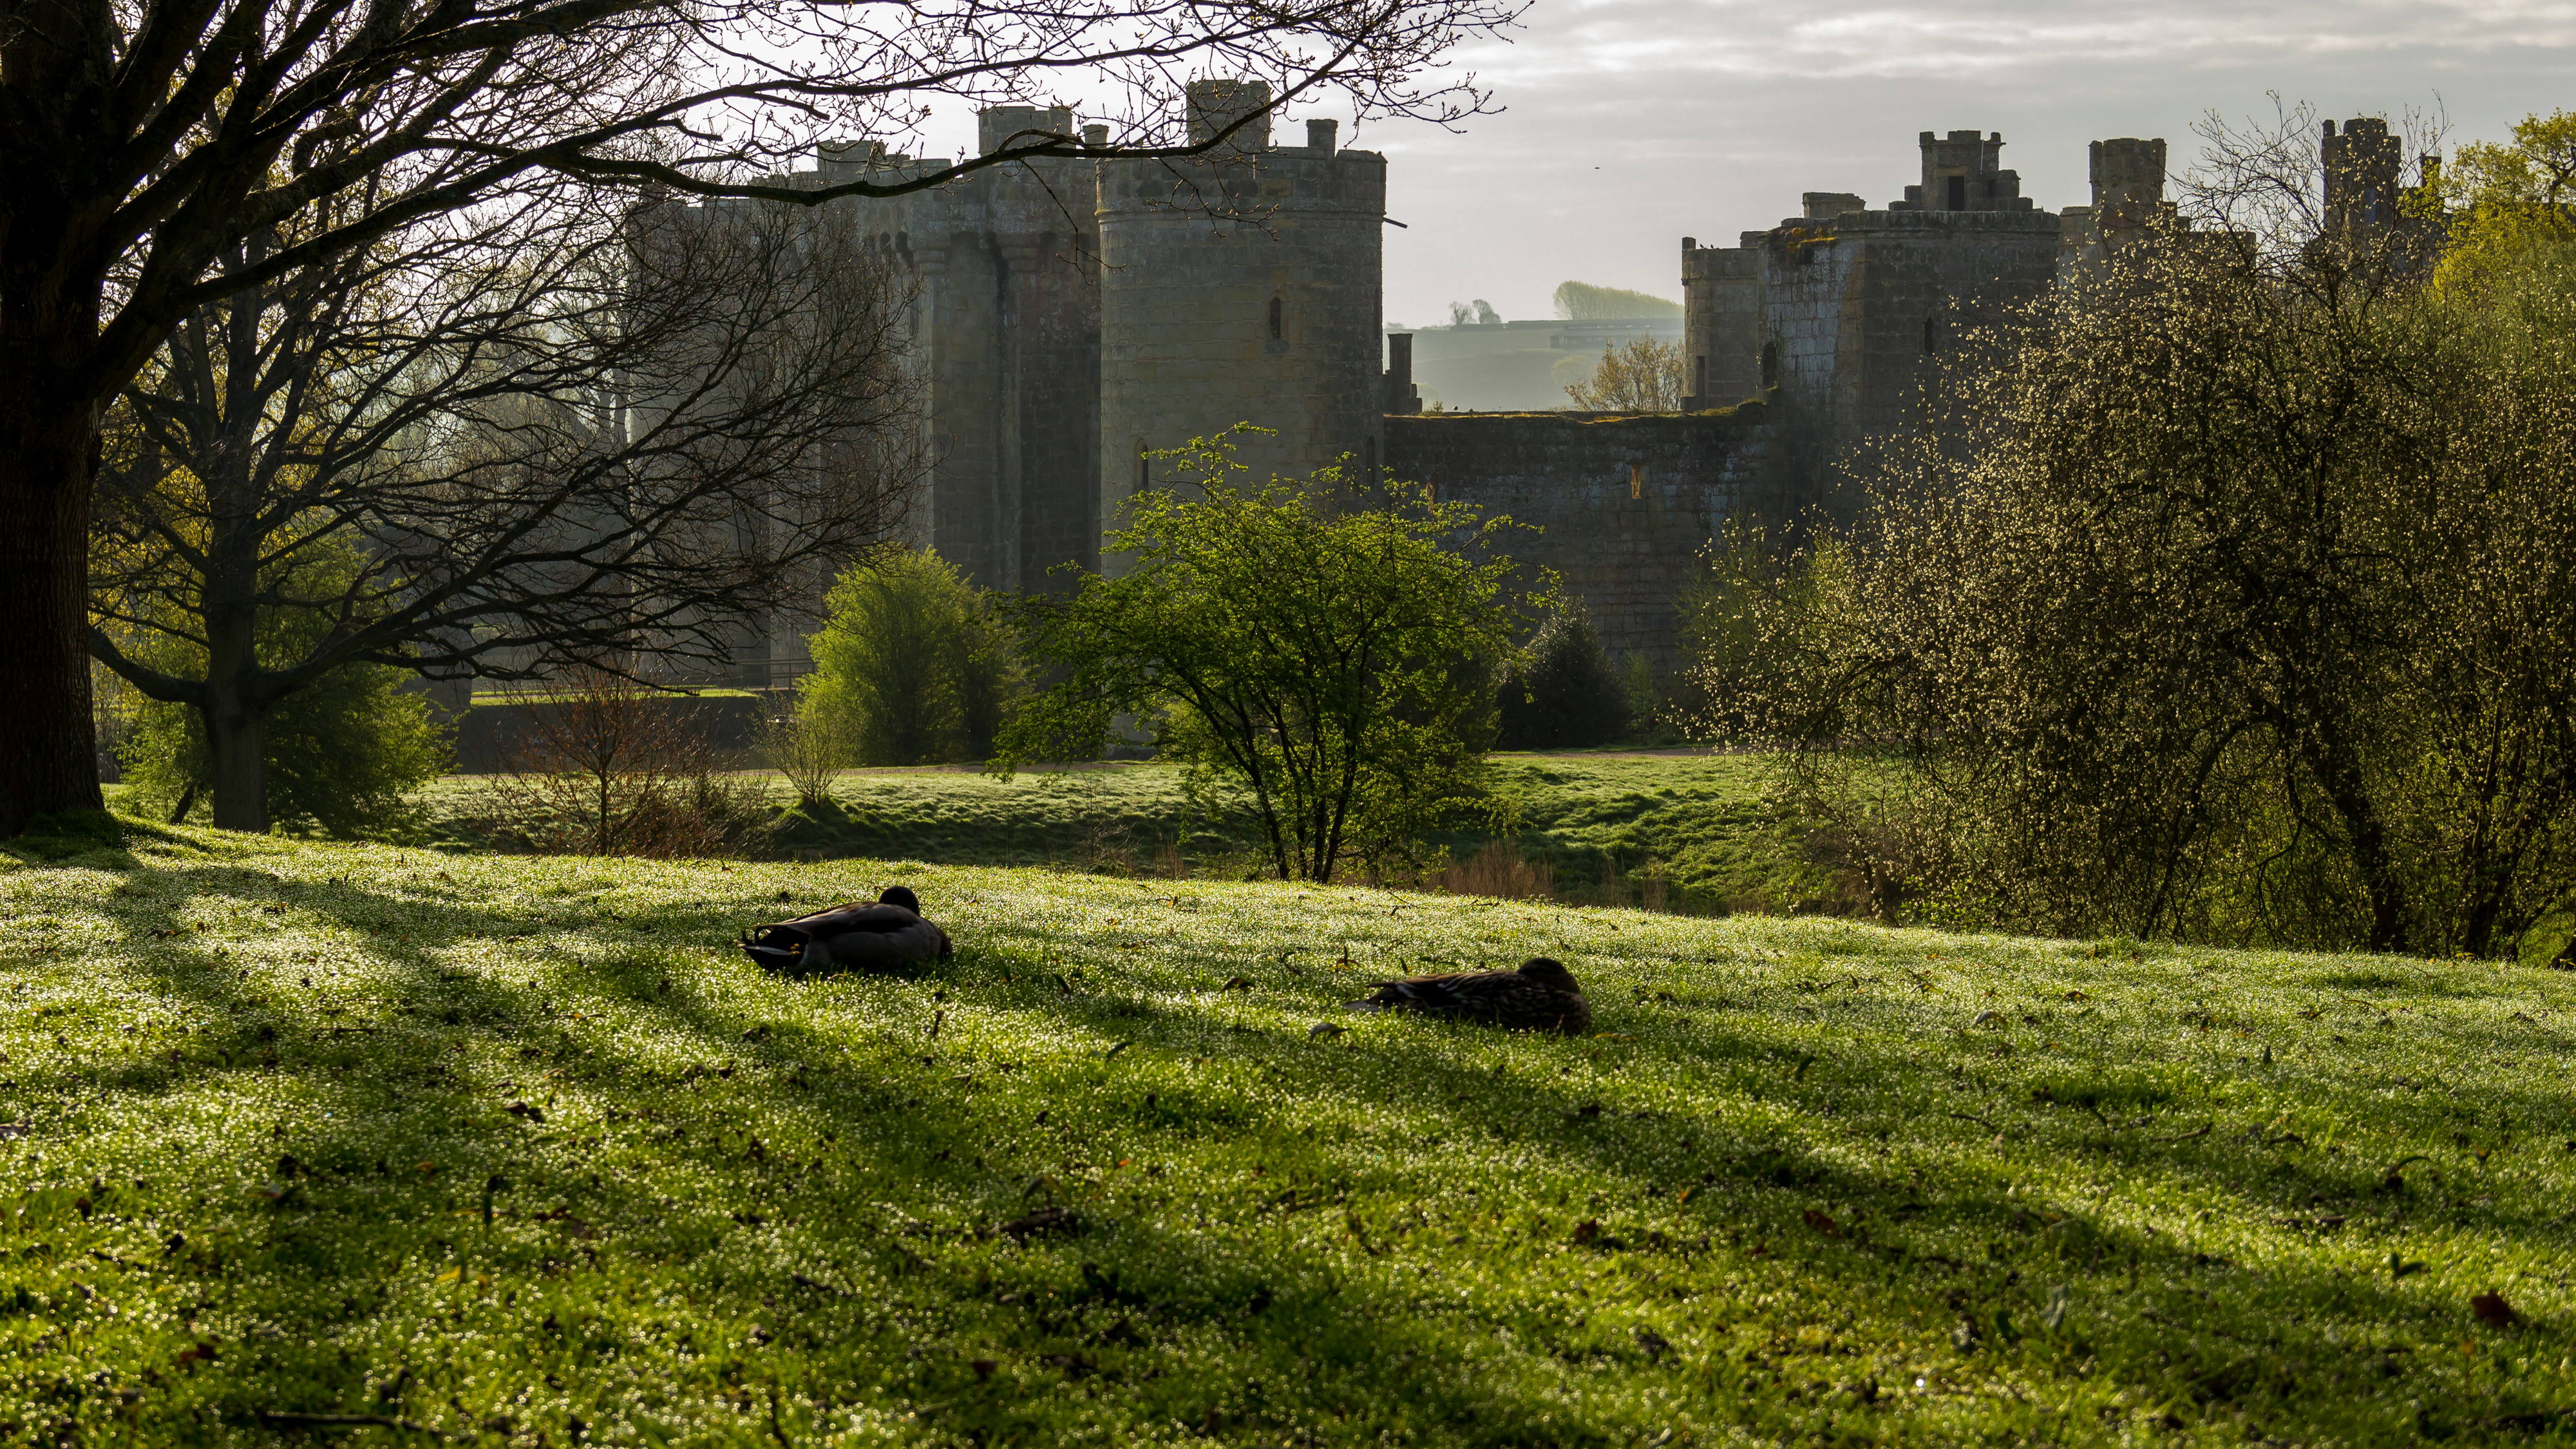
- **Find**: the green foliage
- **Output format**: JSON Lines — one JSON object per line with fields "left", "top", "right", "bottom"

{"left": 1495, "top": 601, "right": 1627, "bottom": 749}
{"left": 999, "top": 431, "right": 1533, "bottom": 881}
{"left": 504, "top": 752, "right": 1818, "bottom": 909}
{"left": 2432, "top": 109, "right": 2576, "bottom": 302}
{"left": 1682, "top": 521, "right": 1850, "bottom": 746}
{"left": 1550, "top": 279, "right": 1682, "bottom": 319}
{"left": 119, "top": 671, "right": 448, "bottom": 838}
{"left": 800, "top": 548, "right": 1023, "bottom": 766}
{"left": 1704, "top": 204, "right": 2576, "bottom": 954}
{"left": 1616, "top": 654, "right": 1687, "bottom": 746}
{"left": 8, "top": 826, "right": 2574, "bottom": 1445}
{"left": 1561, "top": 335, "right": 1685, "bottom": 412}
{"left": 112, "top": 540, "right": 449, "bottom": 837}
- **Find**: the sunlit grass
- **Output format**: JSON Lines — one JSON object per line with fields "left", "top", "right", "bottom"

{"left": 1, "top": 820, "right": 2570, "bottom": 1444}
{"left": 413, "top": 752, "right": 1825, "bottom": 911}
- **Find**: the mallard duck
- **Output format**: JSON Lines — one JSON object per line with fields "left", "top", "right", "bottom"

{"left": 740, "top": 886, "right": 952, "bottom": 974}
{"left": 1344, "top": 957, "right": 1589, "bottom": 1035}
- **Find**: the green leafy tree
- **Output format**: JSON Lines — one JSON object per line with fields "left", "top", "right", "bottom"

{"left": 1495, "top": 600, "right": 1627, "bottom": 749}
{"left": 1564, "top": 336, "right": 1687, "bottom": 412}
{"left": 115, "top": 538, "right": 448, "bottom": 835}
{"left": 802, "top": 550, "right": 1024, "bottom": 766}
{"left": 1698, "top": 128, "right": 2576, "bottom": 954}
{"left": 2431, "top": 109, "right": 2576, "bottom": 301}
{"left": 998, "top": 433, "right": 1535, "bottom": 881}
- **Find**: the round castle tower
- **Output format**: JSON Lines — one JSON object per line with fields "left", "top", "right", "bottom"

{"left": 1095, "top": 80, "right": 1387, "bottom": 538}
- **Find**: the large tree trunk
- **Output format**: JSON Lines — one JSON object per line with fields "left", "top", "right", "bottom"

{"left": 202, "top": 687, "right": 273, "bottom": 834}
{"left": 0, "top": 402, "right": 106, "bottom": 837}
{"left": 199, "top": 466, "right": 272, "bottom": 833}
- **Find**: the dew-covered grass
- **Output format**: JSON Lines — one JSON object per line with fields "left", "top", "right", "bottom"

{"left": 3, "top": 820, "right": 2572, "bottom": 1445}
{"left": 415, "top": 751, "right": 1826, "bottom": 910}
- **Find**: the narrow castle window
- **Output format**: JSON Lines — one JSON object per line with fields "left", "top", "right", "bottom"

{"left": 1268, "top": 296, "right": 1283, "bottom": 339}
{"left": 1629, "top": 463, "right": 1644, "bottom": 500}
{"left": 1760, "top": 341, "right": 1779, "bottom": 390}
{"left": 1945, "top": 175, "right": 1967, "bottom": 211}
{"left": 1692, "top": 355, "right": 1707, "bottom": 399}
{"left": 1923, "top": 314, "right": 1938, "bottom": 354}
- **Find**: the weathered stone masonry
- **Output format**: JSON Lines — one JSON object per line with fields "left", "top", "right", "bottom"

{"left": 1382, "top": 408, "right": 1775, "bottom": 674}
{"left": 714, "top": 108, "right": 2416, "bottom": 678}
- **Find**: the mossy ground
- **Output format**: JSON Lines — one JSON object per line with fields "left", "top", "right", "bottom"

{"left": 3, "top": 820, "right": 2571, "bottom": 1445}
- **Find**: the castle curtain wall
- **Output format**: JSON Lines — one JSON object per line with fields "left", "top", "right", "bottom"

{"left": 1383, "top": 411, "right": 1775, "bottom": 673}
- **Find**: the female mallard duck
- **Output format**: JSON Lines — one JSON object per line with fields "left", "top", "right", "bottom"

{"left": 741, "top": 886, "right": 952, "bottom": 974}
{"left": 1345, "top": 957, "right": 1590, "bottom": 1035}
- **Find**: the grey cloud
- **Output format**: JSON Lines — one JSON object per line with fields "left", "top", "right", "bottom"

{"left": 1379, "top": 0, "right": 2575, "bottom": 327}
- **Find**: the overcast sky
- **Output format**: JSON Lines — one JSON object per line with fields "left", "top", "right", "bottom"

{"left": 1345, "top": 0, "right": 2575, "bottom": 326}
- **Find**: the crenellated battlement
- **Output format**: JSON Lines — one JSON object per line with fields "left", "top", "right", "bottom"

{"left": 1093, "top": 80, "right": 1391, "bottom": 537}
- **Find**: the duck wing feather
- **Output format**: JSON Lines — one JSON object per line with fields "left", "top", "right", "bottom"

{"left": 1345, "top": 969, "right": 1588, "bottom": 1035}
{"left": 741, "top": 902, "right": 951, "bottom": 973}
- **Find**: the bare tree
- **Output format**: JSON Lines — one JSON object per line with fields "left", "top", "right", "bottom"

{"left": 0, "top": 0, "right": 1522, "bottom": 835}
{"left": 492, "top": 659, "right": 765, "bottom": 858}
{"left": 2181, "top": 94, "right": 2448, "bottom": 257}
{"left": 88, "top": 183, "right": 916, "bottom": 830}
{"left": 1563, "top": 336, "right": 1685, "bottom": 413}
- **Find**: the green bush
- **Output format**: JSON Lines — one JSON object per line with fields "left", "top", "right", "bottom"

{"left": 118, "top": 660, "right": 448, "bottom": 838}
{"left": 800, "top": 549, "right": 1023, "bottom": 766}
{"left": 111, "top": 537, "right": 450, "bottom": 837}
{"left": 1495, "top": 601, "right": 1627, "bottom": 749}
{"left": 998, "top": 433, "right": 1530, "bottom": 882}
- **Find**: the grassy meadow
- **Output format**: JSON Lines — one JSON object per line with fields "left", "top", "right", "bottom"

{"left": 415, "top": 752, "right": 1829, "bottom": 913}
{"left": 1, "top": 816, "right": 2572, "bottom": 1445}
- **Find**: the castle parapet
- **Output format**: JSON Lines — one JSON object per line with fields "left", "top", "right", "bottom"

{"left": 1095, "top": 79, "right": 1391, "bottom": 542}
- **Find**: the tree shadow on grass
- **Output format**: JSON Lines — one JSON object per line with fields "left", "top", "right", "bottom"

{"left": 6, "top": 848, "right": 2566, "bottom": 1444}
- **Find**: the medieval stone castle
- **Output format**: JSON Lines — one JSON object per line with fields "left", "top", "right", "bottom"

{"left": 742, "top": 86, "right": 2420, "bottom": 676}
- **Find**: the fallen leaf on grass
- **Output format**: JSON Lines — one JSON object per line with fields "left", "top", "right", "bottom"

{"left": 2472, "top": 1290, "right": 2520, "bottom": 1328}
{"left": 1803, "top": 1208, "right": 1841, "bottom": 1236}
{"left": 506, "top": 1102, "right": 545, "bottom": 1123}
{"left": 1307, "top": 1023, "right": 1346, "bottom": 1039}
{"left": 1219, "top": 976, "right": 1253, "bottom": 991}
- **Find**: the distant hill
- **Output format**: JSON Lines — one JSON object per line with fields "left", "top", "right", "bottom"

{"left": 1552, "top": 279, "right": 1683, "bottom": 319}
